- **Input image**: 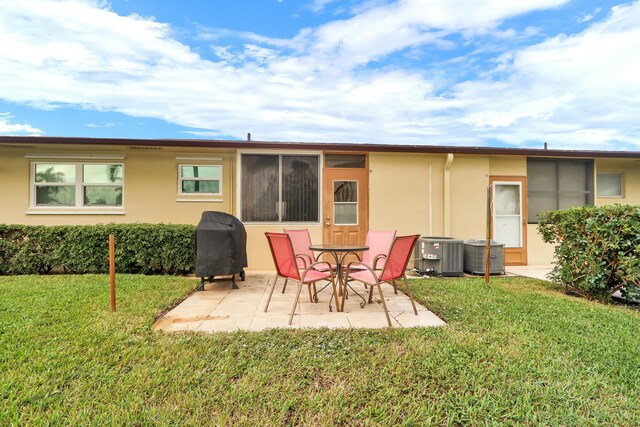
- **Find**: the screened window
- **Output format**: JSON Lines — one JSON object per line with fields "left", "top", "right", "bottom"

{"left": 597, "top": 172, "right": 623, "bottom": 197}
{"left": 241, "top": 154, "right": 319, "bottom": 222}
{"left": 179, "top": 165, "right": 221, "bottom": 195}
{"left": 33, "top": 163, "right": 123, "bottom": 208}
{"left": 527, "top": 158, "right": 593, "bottom": 223}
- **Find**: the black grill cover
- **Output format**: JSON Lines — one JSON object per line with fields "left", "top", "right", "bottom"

{"left": 195, "top": 211, "right": 247, "bottom": 278}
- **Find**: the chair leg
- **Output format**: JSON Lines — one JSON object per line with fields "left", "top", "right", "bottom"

{"left": 368, "top": 286, "right": 374, "bottom": 303}
{"left": 288, "top": 280, "right": 304, "bottom": 325}
{"left": 391, "top": 279, "right": 398, "bottom": 294}
{"left": 403, "top": 276, "right": 418, "bottom": 315}
{"left": 328, "top": 277, "right": 340, "bottom": 312}
{"left": 281, "top": 278, "right": 289, "bottom": 293}
{"left": 376, "top": 283, "right": 393, "bottom": 327}
{"left": 264, "top": 275, "right": 278, "bottom": 312}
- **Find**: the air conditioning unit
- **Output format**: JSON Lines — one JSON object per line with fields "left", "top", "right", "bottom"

{"left": 463, "top": 239, "right": 505, "bottom": 275}
{"left": 414, "top": 237, "right": 464, "bottom": 277}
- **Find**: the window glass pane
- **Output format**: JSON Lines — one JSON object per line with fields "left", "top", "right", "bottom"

{"left": 494, "top": 185, "right": 520, "bottom": 215}
{"left": 181, "top": 165, "right": 220, "bottom": 179}
{"left": 325, "top": 154, "right": 366, "bottom": 168}
{"left": 335, "top": 204, "right": 357, "bottom": 224}
{"left": 242, "top": 155, "right": 279, "bottom": 222}
{"left": 282, "top": 156, "right": 319, "bottom": 222}
{"left": 597, "top": 173, "right": 622, "bottom": 197}
{"left": 84, "top": 164, "right": 123, "bottom": 184}
{"left": 35, "top": 164, "right": 75, "bottom": 183}
{"left": 334, "top": 181, "right": 357, "bottom": 202}
{"left": 182, "top": 180, "right": 220, "bottom": 194}
{"left": 84, "top": 187, "right": 123, "bottom": 206}
{"left": 36, "top": 186, "right": 75, "bottom": 206}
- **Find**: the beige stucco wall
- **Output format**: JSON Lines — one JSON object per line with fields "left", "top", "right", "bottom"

{"left": 448, "top": 155, "right": 490, "bottom": 241}
{"left": 0, "top": 144, "right": 236, "bottom": 225}
{"left": 368, "top": 152, "right": 444, "bottom": 237}
{"left": 596, "top": 158, "right": 640, "bottom": 206}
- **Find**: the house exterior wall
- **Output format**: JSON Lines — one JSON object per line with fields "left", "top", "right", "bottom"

{"left": 368, "top": 152, "right": 444, "bottom": 237}
{"left": 0, "top": 145, "right": 236, "bottom": 225}
{"left": 595, "top": 158, "right": 640, "bottom": 205}
{"left": 3, "top": 141, "right": 640, "bottom": 270}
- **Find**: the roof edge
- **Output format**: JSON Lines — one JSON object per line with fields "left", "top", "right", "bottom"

{"left": 1, "top": 135, "right": 639, "bottom": 159}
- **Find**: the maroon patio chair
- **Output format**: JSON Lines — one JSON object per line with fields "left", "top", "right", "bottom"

{"left": 345, "top": 234, "right": 420, "bottom": 327}
{"left": 264, "top": 232, "right": 339, "bottom": 324}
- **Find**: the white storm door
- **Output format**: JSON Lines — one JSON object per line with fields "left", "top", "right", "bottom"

{"left": 493, "top": 182, "right": 522, "bottom": 248}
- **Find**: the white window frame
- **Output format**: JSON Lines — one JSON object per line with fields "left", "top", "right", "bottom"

{"left": 177, "top": 164, "right": 222, "bottom": 196}
{"left": 29, "top": 162, "right": 125, "bottom": 213}
{"left": 237, "top": 150, "right": 322, "bottom": 225}
{"left": 596, "top": 172, "right": 623, "bottom": 198}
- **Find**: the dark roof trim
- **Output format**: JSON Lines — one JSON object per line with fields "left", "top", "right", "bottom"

{"left": 1, "top": 135, "right": 639, "bottom": 159}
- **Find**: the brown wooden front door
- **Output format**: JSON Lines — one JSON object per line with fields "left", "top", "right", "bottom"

{"left": 322, "top": 153, "right": 368, "bottom": 245}
{"left": 490, "top": 176, "right": 528, "bottom": 265}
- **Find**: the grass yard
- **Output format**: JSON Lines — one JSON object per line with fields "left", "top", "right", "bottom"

{"left": 1, "top": 274, "right": 639, "bottom": 426}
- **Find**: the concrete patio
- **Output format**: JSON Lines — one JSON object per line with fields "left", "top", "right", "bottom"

{"left": 153, "top": 273, "right": 446, "bottom": 333}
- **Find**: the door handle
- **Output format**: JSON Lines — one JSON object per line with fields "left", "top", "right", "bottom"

{"left": 325, "top": 216, "right": 331, "bottom": 227}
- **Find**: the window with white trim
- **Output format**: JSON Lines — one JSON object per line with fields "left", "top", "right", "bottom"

{"left": 597, "top": 172, "right": 623, "bottom": 197}
{"left": 240, "top": 154, "right": 319, "bottom": 222}
{"left": 178, "top": 165, "right": 221, "bottom": 195}
{"left": 32, "top": 163, "right": 123, "bottom": 207}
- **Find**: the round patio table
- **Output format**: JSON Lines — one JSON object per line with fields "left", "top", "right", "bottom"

{"left": 309, "top": 243, "right": 369, "bottom": 312}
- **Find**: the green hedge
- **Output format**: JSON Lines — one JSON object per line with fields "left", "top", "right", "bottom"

{"left": 0, "top": 224, "right": 195, "bottom": 275}
{"left": 538, "top": 204, "right": 640, "bottom": 301}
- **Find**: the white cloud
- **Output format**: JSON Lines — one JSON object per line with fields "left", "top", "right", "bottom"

{"left": 0, "top": 0, "right": 638, "bottom": 150}
{"left": 579, "top": 7, "right": 601, "bottom": 23}
{"left": 454, "top": 1, "right": 640, "bottom": 148}
{"left": 0, "top": 113, "right": 43, "bottom": 135}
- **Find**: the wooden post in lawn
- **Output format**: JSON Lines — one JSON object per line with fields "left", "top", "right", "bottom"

{"left": 485, "top": 185, "right": 491, "bottom": 286}
{"left": 109, "top": 234, "right": 116, "bottom": 311}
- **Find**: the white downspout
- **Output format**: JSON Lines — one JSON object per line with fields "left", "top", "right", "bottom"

{"left": 444, "top": 153, "right": 454, "bottom": 236}
{"left": 428, "top": 162, "right": 433, "bottom": 236}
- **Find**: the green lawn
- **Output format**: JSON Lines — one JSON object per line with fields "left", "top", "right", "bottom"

{"left": 1, "top": 274, "right": 638, "bottom": 426}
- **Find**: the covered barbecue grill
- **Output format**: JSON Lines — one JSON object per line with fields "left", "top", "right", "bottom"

{"left": 195, "top": 211, "right": 247, "bottom": 290}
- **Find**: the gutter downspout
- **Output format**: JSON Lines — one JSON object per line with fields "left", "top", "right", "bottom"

{"left": 428, "top": 162, "right": 433, "bottom": 236}
{"left": 444, "top": 153, "right": 454, "bottom": 236}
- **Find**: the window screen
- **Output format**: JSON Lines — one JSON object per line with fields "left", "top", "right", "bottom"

{"left": 241, "top": 154, "right": 319, "bottom": 222}
{"left": 527, "top": 158, "right": 593, "bottom": 223}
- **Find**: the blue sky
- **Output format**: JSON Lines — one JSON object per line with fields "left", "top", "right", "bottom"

{"left": 0, "top": 0, "right": 639, "bottom": 149}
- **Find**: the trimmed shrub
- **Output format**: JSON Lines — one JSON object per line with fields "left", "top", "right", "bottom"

{"left": 0, "top": 224, "right": 195, "bottom": 275}
{"left": 538, "top": 204, "right": 640, "bottom": 301}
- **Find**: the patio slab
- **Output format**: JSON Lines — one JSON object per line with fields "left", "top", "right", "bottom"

{"left": 154, "top": 273, "right": 446, "bottom": 333}
{"left": 506, "top": 264, "right": 554, "bottom": 281}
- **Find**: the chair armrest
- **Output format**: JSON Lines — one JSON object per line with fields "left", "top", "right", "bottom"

{"left": 372, "top": 254, "right": 387, "bottom": 270}
{"left": 345, "top": 261, "right": 375, "bottom": 275}
{"left": 295, "top": 254, "right": 313, "bottom": 270}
